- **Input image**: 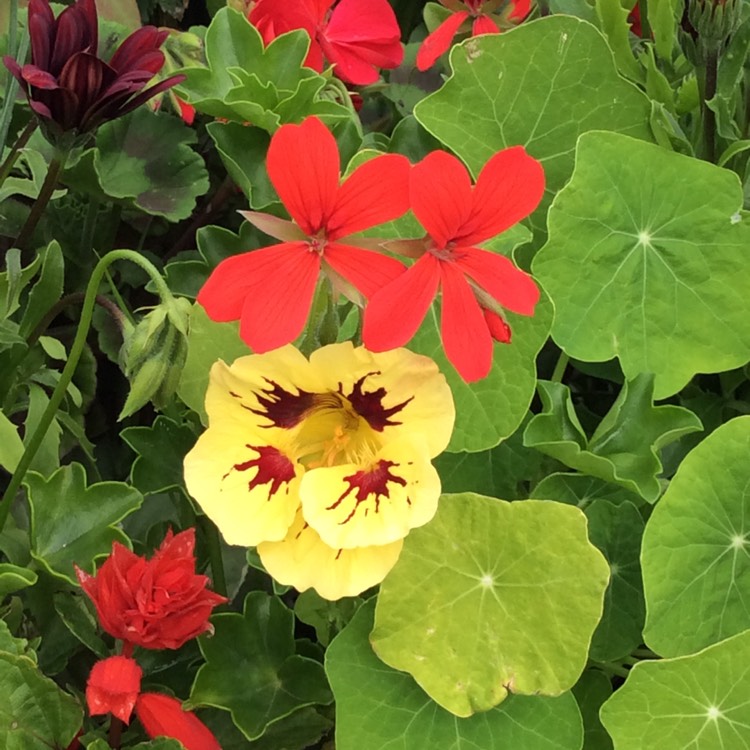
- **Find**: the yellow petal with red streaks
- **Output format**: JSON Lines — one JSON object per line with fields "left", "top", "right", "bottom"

{"left": 183, "top": 424, "right": 303, "bottom": 547}
{"left": 300, "top": 436, "right": 441, "bottom": 549}
{"left": 257, "top": 510, "right": 403, "bottom": 601}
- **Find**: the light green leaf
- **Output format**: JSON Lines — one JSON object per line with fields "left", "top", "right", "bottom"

{"left": 24, "top": 383, "right": 61, "bottom": 476}
{"left": 642, "top": 416, "right": 750, "bottom": 657}
{"left": 26, "top": 463, "right": 143, "bottom": 584}
{"left": 372, "top": 493, "right": 609, "bottom": 716}
{"left": 327, "top": 598, "right": 584, "bottom": 750}
{"left": 533, "top": 131, "right": 750, "bottom": 398}
{"left": 0, "top": 409, "right": 23, "bottom": 473}
{"left": 189, "top": 592, "right": 332, "bottom": 740}
{"left": 533, "top": 473, "right": 644, "bottom": 509}
{"left": 647, "top": 0, "right": 682, "bottom": 59}
{"left": 19, "top": 240, "right": 64, "bottom": 339}
{"left": 94, "top": 108, "right": 209, "bottom": 222}
{"left": 600, "top": 629, "right": 750, "bottom": 749}
{"left": 414, "top": 16, "right": 652, "bottom": 237}
{"left": 594, "top": 0, "right": 644, "bottom": 82}
{"left": 524, "top": 377, "right": 702, "bottom": 503}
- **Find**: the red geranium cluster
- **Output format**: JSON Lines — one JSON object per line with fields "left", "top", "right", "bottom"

{"left": 75, "top": 529, "right": 226, "bottom": 749}
{"left": 198, "top": 116, "right": 544, "bottom": 382}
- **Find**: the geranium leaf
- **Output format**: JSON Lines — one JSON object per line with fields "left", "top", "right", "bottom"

{"left": 0, "top": 563, "right": 37, "bottom": 599}
{"left": 524, "top": 376, "right": 702, "bottom": 503}
{"left": 121, "top": 416, "right": 196, "bottom": 496}
{"left": 0, "top": 651, "right": 82, "bottom": 749}
{"left": 414, "top": 16, "right": 652, "bottom": 237}
{"left": 94, "top": 108, "right": 209, "bottom": 222}
{"left": 533, "top": 131, "right": 750, "bottom": 397}
{"left": 571, "top": 670, "right": 613, "bottom": 750}
{"left": 600, "top": 629, "right": 750, "bottom": 748}
{"left": 642, "top": 416, "right": 750, "bottom": 657}
{"left": 327, "top": 598, "right": 584, "bottom": 750}
{"left": 583, "top": 500, "right": 645, "bottom": 662}
{"left": 25, "top": 463, "right": 143, "bottom": 584}
{"left": 189, "top": 592, "right": 332, "bottom": 740}
{"left": 371, "top": 493, "right": 609, "bottom": 716}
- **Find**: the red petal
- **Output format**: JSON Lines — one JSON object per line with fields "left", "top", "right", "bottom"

{"left": 136, "top": 693, "right": 221, "bottom": 750}
{"left": 266, "top": 117, "right": 340, "bottom": 236}
{"left": 410, "top": 150, "right": 473, "bottom": 248}
{"left": 236, "top": 244, "right": 321, "bottom": 352}
{"left": 327, "top": 153, "right": 410, "bottom": 240}
{"left": 472, "top": 14, "right": 500, "bottom": 35}
{"left": 484, "top": 309, "right": 512, "bottom": 342}
{"left": 439, "top": 261, "right": 493, "bottom": 381}
{"left": 456, "top": 145, "right": 545, "bottom": 246}
{"left": 510, "top": 0, "right": 532, "bottom": 20}
{"left": 3, "top": 56, "right": 24, "bottom": 87}
{"left": 86, "top": 656, "right": 142, "bottom": 724}
{"left": 416, "top": 11, "right": 469, "bottom": 71}
{"left": 21, "top": 64, "right": 58, "bottom": 89}
{"left": 455, "top": 245, "right": 539, "bottom": 315}
{"left": 176, "top": 97, "right": 195, "bottom": 125}
{"left": 110, "top": 27, "right": 168, "bottom": 74}
{"left": 362, "top": 253, "right": 441, "bottom": 351}
{"left": 28, "top": 0, "right": 55, "bottom": 71}
{"left": 324, "top": 242, "right": 406, "bottom": 299}
{"left": 49, "top": 3, "right": 91, "bottom": 74}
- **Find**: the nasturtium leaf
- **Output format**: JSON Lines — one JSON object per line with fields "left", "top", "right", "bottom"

{"left": 533, "top": 131, "right": 750, "bottom": 398}
{"left": 371, "top": 493, "right": 609, "bottom": 717}
{"left": 189, "top": 592, "right": 332, "bottom": 741}
{"left": 571, "top": 670, "right": 613, "bottom": 750}
{"left": 327, "top": 599, "right": 584, "bottom": 750}
{"left": 600, "top": 629, "right": 750, "bottom": 749}
{"left": 25, "top": 463, "right": 143, "bottom": 584}
{"left": 178, "top": 304, "right": 250, "bottom": 423}
{"left": 414, "top": 16, "right": 652, "bottom": 236}
{"left": 0, "top": 651, "right": 82, "bottom": 750}
{"left": 121, "top": 416, "right": 196, "bottom": 496}
{"left": 0, "top": 563, "right": 37, "bottom": 599}
{"left": 641, "top": 416, "right": 750, "bottom": 657}
{"left": 94, "top": 108, "right": 209, "bottom": 222}
{"left": 524, "top": 377, "right": 702, "bottom": 503}
{"left": 583, "top": 501, "right": 645, "bottom": 663}
{"left": 533, "top": 473, "right": 644, "bottom": 509}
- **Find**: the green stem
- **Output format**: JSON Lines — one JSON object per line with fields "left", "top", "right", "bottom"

{"left": 0, "top": 249, "right": 174, "bottom": 534}
{"left": 198, "top": 515, "right": 228, "bottom": 599}
{"left": 550, "top": 351, "right": 570, "bottom": 383}
{"left": 0, "top": 0, "right": 25, "bottom": 156}
{"left": 0, "top": 119, "right": 37, "bottom": 190}
{"left": 591, "top": 660, "right": 630, "bottom": 679}
{"left": 15, "top": 146, "right": 71, "bottom": 254}
{"left": 703, "top": 47, "right": 719, "bottom": 163}
{"left": 80, "top": 197, "right": 100, "bottom": 255}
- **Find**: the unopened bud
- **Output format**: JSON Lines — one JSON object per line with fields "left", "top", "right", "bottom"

{"left": 687, "top": 0, "right": 742, "bottom": 54}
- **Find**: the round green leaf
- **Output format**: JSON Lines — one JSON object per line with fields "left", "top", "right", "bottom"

{"left": 327, "top": 598, "right": 584, "bottom": 750}
{"left": 533, "top": 473, "right": 644, "bottom": 508}
{"left": 572, "top": 670, "right": 613, "bottom": 750}
{"left": 642, "top": 416, "right": 750, "bottom": 657}
{"left": 600, "top": 629, "right": 750, "bottom": 749}
{"left": 533, "top": 131, "right": 750, "bottom": 398}
{"left": 414, "top": 16, "right": 652, "bottom": 236}
{"left": 371, "top": 493, "right": 610, "bottom": 716}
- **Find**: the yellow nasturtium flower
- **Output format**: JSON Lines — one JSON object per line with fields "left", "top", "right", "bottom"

{"left": 184, "top": 342, "right": 455, "bottom": 600}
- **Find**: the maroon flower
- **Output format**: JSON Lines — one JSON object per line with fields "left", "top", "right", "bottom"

{"left": 75, "top": 528, "right": 226, "bottom": 650}
{"left": 2, "top": 0, "right": 184, "bottom": 141}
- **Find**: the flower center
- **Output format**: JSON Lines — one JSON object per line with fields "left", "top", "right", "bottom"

{"left": 426, "top": 238, "right": 458, "bottom": 261}
{"left": 307, "top": 231, "right": 328, "bottom": 255}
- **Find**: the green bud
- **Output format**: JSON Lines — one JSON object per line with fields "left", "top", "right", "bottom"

{"left": 118, "top": 297, "right": 192, "bottom": 419}
{"left": 687, "top": 0, "right": 742, "bottom": 54}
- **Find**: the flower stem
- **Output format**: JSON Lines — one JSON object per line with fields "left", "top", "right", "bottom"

{"left": 0, "top": 249, "right": 173, "bottom": 534}
{"left": 14, "top": 145, "right": 71, "bottom": 255}
{"left": 0, "top": 0, "right": 26, "bottom": 156}
{"left": 0, "top": 119, "right": 38, "bottom": 190}
{"left": 703, "top": 47, "right": 719, "bottom": 163}
{"left": 198, "top": 515, "right": 228, "bottom": 599}
{"left": 108, "top": 716, "right": 123, "bottom": 750}
{"left": 550, "top": 351, "right": 570, "bottom": 383}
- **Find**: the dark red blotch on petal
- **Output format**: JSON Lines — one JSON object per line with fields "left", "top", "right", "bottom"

{"left": 340, "top": 372, "right": 412, "bottom": 431}
{"left": 245, "top": 378, "right": 316, "bottom": 429}
{"left": 229, "top": 444, "right": 297, "bottom": 498}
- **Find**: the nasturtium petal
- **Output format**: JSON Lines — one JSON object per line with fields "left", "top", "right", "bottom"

{"left": 533, "top": 131, "right": 750, "bottom": 398}
{"left": 183, "top": 422, "right": 303, "bottom": 547}
{"left": 371, "top": 493, "right": 609, "bottom": 716}
{"left": 189, "top": 592, "right": 332, "bottom": 741}
{"left": 600, "top": 629, "right": 750, "bottom": 749}
{"left": 326, "top": 599, "right": 585, "bottom": 750}
{"left": 642, "top": 416, "right": 750, "bottom": 657}
{"left": 300, "top": 436, "right": 441, "bottom": 549}
{"left": 258, "top": 510, "right": 403, "bottom": 601}
{"left": 414, "top": 16, "right": 653, "bottom": 236}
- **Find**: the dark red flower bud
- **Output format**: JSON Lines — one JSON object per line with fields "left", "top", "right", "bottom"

{"left": 75, "top": 528, "right": 226, "bottom": 650}
{"left": 136, "top": 693, "right": 221, "bottom": 750}
{"left": 2, "top": 0, "right": 184, "bottom": 142}
{"left": 85, "top": 655, "right": 142, "bottom": 724}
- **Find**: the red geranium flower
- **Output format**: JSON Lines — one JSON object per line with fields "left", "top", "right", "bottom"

{"left": 86, "top": 655, "right": 142, "bottom": 724}
{"left": 416, "top": 0, "right": 531, "bottom": 71}
{"left": 136, "top": 693, "right": 220, "bottom": 750}
{"left": 248, "top": 0, "right": 403, "bottom": 85}
{"left": 362, "top": 148, "right": 544, "bottom": 382}
{"left": 2, "top": 0, "right": 184, "bottom": 141}
{"left": 197, "top": 116, "right": 410, "bottom": 353}
{"left": 75, "top": 528, "right": 226, "bottom": 650}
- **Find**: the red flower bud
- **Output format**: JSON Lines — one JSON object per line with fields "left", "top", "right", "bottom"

{"left": 85, "top": 655, "right": 142, "bottom": 724}
{"left": 75, "top": 528, "right": 226, "bottom": 650}
{"left": 136, "top": 693, "right": 221, "bottom": 750}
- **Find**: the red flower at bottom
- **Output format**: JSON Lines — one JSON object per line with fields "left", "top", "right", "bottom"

{"left": 136, "top": 693, "right": 220, "bottom": 750}
{"left": 363, "top": 147, "right": 544, "bottom": 382}
{"left": 86, "top": 655, "right": 142, "bottom": 724}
